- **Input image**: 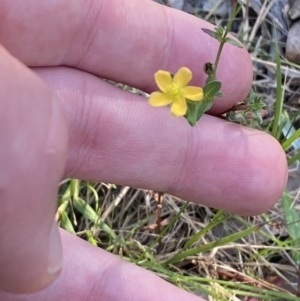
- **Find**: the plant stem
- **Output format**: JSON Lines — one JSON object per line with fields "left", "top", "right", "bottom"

{"left": 213, "top": 3, "right": 238, "bottom": 78}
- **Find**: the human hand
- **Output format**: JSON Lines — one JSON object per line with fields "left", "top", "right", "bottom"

{"left": 0, "top": 0, "right": 288, "bottom": 300}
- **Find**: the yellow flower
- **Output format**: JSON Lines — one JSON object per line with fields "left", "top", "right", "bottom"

{"left": 149, "top": 67, "right": 203, "bottom": 116}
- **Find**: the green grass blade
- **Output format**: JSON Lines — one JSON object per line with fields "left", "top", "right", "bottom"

{"left": 271, "top": 37, "right": 283, "bottom": 138}
{"left": 281, "top": 190, "right": 300, "bottom": 264}
{"left": 184, "top": 210, "right": 225, "bottom": 248}
{"left": 86, "top": 182, "right": 100, "bottom": 211}
{"left": 70, "top": 179, "right": 80, "bottom": 200}
{"left": 85, "top": 230, "right": 98, "bottom": 246}
{"left": 164, "top": 224, "right": 261, "bottom": 265}
{"left": 59, "top": 180, "right": 71, "bottom": 203}
{"left": 142, "top": 202, "right": 190, "bottom": 257}
{"left": 288, "top": 151, "right": 300, "bottom": 166}
{"left": 86, "top": 182, "right": 99, "bottom": 202}
{"left": 181, "top": 275, "right": 299, "bottom": 301}
{"left": 60, "top": 211, "right": 76, "bottom": 234}
{"left": 282, "top": 126, "right": 300, "bottom": 150}
{"left": 73, "top": 197, "right": 121, "bottom": 243}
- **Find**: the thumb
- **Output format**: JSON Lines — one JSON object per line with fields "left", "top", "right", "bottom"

{"left": 0, "top": 46, "right": 68, "bottom": 293}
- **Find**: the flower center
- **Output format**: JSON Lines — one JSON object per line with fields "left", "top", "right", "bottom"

{"left": 169, "top": 83, "right": 181, "bottom": 97}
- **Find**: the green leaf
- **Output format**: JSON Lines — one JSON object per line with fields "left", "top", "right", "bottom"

{"left": 252, "top": 110, "right": 263, "bottom": 124}
{"left": 203, "top": 81, "right": 222, "bottom": 101}
{"left": 201, "top": 28, "right": 222, "bottom": 42}
{"left": 185, "top": 101, "right": 198, "bottom": 126}
{"left": 184, "top": 81, "right": 222, "bottom": 126}
{"left": 225, "top": 37, "right": 243, "bottom": 48}
{"left": 195, "top": 98, "right": 214, "bottom": 120}
{"left": 185, "top": 99, "right": 214, "bottom": 126}
{"left": 215, "top": 25, "right": 225, "bottom": 36}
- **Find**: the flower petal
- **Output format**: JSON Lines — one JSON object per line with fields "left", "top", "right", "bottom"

{"left": 173, "top": 67, "right": 192, "bottom": 87}
{"left": 181, "top": 86, "right": 203, "bottom": 101}
{"left": 149, "top": 92, "right": 173, "bottom": 106}
{"left": 170, "top": 97, "right": 187, "bottom": 116}
{"left": 154, "top": 70, "right": 172, "bottom": 93}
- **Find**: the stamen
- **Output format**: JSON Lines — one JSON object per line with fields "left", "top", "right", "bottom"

{"left": 169, "top": 83, "right": 180, "bottom": 96}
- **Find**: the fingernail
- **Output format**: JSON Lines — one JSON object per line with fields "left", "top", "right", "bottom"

{"left": 48, "top": 221, "right": 63, "bottom": 275}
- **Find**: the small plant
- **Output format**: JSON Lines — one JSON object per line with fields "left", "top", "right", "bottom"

{"left": 148, "top": 1, "right": 265, "bottom": 126}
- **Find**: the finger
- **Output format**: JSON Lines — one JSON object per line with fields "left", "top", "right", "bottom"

{"left": 0, "top": 47, "right": 68, "bottom": 292}
{"left": 0, "top": 0, "right": 252, "bottom": 113}
{"left": 37, "top": 67, "right": 288, "bottom": 216}
{"left": 0, "top": 229, "right": 206, "bottom": 301}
